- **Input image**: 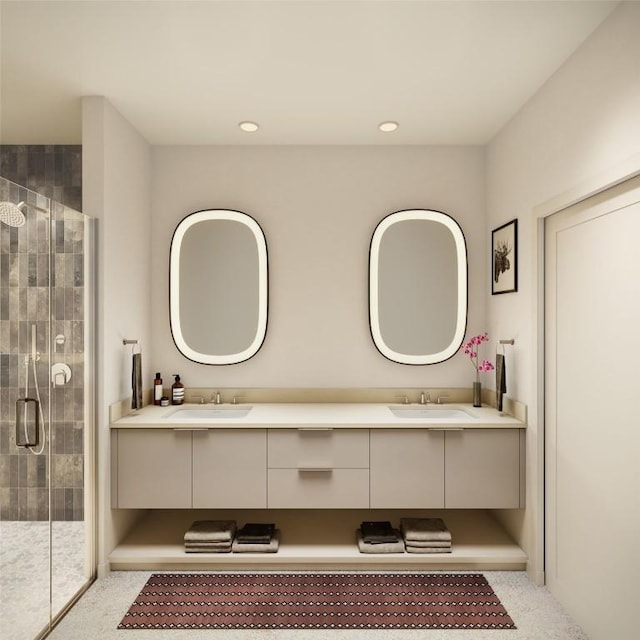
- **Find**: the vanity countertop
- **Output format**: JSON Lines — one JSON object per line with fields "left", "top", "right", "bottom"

{"left": 110, "top": 402, "right": 525, "bottom": 429}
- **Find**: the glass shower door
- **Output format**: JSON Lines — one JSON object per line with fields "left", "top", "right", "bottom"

{"left": 0, "top": 176, "right": 94, "bottom": 640}
{"left": 0, "top": 178, "right": 53, "bottom": 640}
{"left": 49, "top": 199, "right": 94, "bottom": 626}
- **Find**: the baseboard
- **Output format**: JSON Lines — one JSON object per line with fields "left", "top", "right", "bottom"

{"left": 527, "top": 567, "right": 545, "bottom": 586}
{"left": 97, "top": 561, "right": 110, "bottom": 578}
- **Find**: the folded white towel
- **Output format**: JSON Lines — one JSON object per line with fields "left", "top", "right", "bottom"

{"left": 184, "top": 520, "right": 237, "bottom": 543}
{"left": 402, "top": 539, "right": 451, "bottom": 548}
{"left": 405, "top": 545, "right": 452, "bottom": 554}
{"left": 400, "top": 517, "right": 452, "bottom": 542}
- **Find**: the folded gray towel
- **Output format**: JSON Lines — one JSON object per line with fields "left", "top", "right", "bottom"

{"left": 400, "top": 517, "right": 452, "bottom": 542}
{"left": 357, "top": 529, "right": 405, "bottom": 554}
{"left": 401, "top": 539, "right": 451, "bottom": 548}
{"left": 405, "top": 545, "right": 452, "bottom": 554}
{"left": 236, "top": 523, "right": 276, "bottom": 544}
{"left": 185, "top": 544, "right": 232, "bottom": 553}
{"left": 184, "top": 520, "right": 237, "bottom": 543}
{"left": 232, "top": 530, "right": 280, "bottom": 553}
{"left": 184, "top": 540, "right": 232, "bottom": 549}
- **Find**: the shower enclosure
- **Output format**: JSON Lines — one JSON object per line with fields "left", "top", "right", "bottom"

{"left": 0, "top": 176, "right": 95, "bottom": 640}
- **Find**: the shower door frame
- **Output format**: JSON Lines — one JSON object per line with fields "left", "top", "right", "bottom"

{"left": 0, "top": 177, "right": 97, "bottom": 639}
{"left": 48, "top": 212, "right": 97, "bottom": 636}
{"left": 45, "top": 203, "right": 97, "bottom": 637}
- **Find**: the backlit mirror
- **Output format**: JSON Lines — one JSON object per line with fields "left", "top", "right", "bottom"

{"left": 170, "top": 209, "right": 268, "bottom": 364}
{"left": 369, "top": 209, "right": 467, "bottom": 364}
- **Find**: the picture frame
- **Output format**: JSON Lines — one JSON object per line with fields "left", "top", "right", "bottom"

{"left": 492, "top": 218, "right": 518, "bottom": 294}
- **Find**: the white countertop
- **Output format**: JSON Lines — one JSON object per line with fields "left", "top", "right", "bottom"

{"left": 110, "top": 402, "right": 525, "bottom": 429}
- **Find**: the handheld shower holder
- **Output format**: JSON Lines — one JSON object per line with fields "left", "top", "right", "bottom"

{"left": 16, "top": 397, "right": 40, "bottom": 447}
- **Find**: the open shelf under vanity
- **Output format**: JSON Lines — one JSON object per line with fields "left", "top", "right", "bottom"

{"left": 109, "top": 509, "right": 526, "bottom": 571}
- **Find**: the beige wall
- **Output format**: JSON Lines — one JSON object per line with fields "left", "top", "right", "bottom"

{"left": 487, "top": 0, "right": 640, "bottom": 408}
{"left": 486, "top": 0, "right": 640, "bottom": 606}
{"left": 150, "top": 145, "right": 485, "bottom": 389}
{"left": 85, "top": 3, "right": 640, "bottom": 595}
{"left": 82, "top": 96, "right": 152, "bottom": 575}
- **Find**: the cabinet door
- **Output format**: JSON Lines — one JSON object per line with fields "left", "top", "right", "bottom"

{"left": 116, "top": 429, "right": 192, "bottom": 508}
{"left": 192, "top": 429, "right": 267, "bottom": 508}
{"left": 445, "top": 428, "right": 521, "bottom": 508}
{"left": 370, "top": 429, "right": 445, "bottom": 508}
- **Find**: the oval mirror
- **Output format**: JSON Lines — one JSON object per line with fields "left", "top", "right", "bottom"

{"left": 369, "top": 209, "right": 467, "bottom": 365}
{"left": 170, "top": 209, "right": 268, "bottom": 364}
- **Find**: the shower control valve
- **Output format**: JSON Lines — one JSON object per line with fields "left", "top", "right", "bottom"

{"left": 51, "top": 363, "right": 72, "bottom": 388}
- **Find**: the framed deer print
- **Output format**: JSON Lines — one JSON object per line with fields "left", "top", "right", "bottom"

{"left": 492, "top": 218, "right": 518, "bottom": 294}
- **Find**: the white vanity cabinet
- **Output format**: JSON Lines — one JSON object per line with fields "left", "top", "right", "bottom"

{"left": 109, "top": 403, "right": 527, "bottom": 572}
{"left": 114, "top": 429, "right": 192, "bottom": 508}
{"left": 267, "top": 428, "right": 369, "bottom": 508}
{"left": 113, "top": 428, "right": 267, "bottom": 508}
{"left": 370, "top": 427, "right": 523, "bottom": 509}
{"left": 444, "top": 428, "right": 522, "bottom": 508}
{"left": 113, "top": 425, "right": 523, "bottom": 509}
{"left": 370, "top": 429, "right": 445, "bottom": 508}
{"left": 193, "top": 429, "right": 267, "bottom": 508}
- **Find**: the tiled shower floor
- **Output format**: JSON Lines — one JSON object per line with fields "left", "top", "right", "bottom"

{"left": 0, "top": 520, "right": 86, "bottom": 640}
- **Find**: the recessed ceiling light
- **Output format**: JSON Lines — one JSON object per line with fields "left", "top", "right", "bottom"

{"left": 239, "top": 121, "right": 259, "bottom": 132}
{"left": 378, "top": 121, "right": 399, "bottom": 133}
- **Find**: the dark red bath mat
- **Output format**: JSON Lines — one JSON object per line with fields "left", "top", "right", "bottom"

{"left": 118, "top": 572, "right": 516, "bottom": 629}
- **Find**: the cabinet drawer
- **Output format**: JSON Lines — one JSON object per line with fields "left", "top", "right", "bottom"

{"left": 267, "top": 468, "right": 369, "bottom": 508}
{"left": 267, "top": 429, "right": 369, "bottom": 469}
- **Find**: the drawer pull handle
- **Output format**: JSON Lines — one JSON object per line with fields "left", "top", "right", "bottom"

{"left": 427, "top": 427, "right": 464, "bottom": 431}
{"left": 298, "top": 467, "right": 333, "bottom": 473}
{"left": 172, "top": 427, "right": 210, "bottom": 431}
{"left": 297, "top": 427, "right": 334, "bottom": 432}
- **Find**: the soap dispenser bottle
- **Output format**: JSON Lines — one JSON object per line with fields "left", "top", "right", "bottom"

{"left": 153, "top": 372, "right": 163, "bottom": 405}
{"left": 171, "top": 374, "right": 184, "bottom": 405}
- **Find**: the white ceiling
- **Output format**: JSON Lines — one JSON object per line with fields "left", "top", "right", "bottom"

{"left": 0, "top": 0, "right": 618, "bottom": 146}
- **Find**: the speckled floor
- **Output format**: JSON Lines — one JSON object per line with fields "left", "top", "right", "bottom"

{"left": 48, "top": 570, "right": 588, "bottom": 640}
{"left": 0, "top": 521, "right": 87, "bottom": 640}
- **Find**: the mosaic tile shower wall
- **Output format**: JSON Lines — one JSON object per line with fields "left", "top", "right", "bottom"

{"left": 0, "top": 145, "right": 82, "bottom": 212}
{"left": 0, "top": 146, "right": 84, "bottom": 521}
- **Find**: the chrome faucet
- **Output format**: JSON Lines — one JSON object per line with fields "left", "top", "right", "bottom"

{"left": 210, "top": 391, "right": 222, "bottom": 405}
{"left": 420, "top": 391, "right": 431, "bottom": 405}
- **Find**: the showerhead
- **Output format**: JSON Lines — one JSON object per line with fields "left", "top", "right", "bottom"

{"left": 0, "top": 201, "right": 26, "bottom": 227}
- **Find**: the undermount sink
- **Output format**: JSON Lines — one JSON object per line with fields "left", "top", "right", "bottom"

{"left": 388, "top": 405, "right": 477, "bottom": 420}
{"left": 164, "top": 405, "right": 253, "bottom": 420}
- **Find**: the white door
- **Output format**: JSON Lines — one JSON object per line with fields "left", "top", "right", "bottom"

{"left": 545, "top": 174, "right": 640, "bottom": 640}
